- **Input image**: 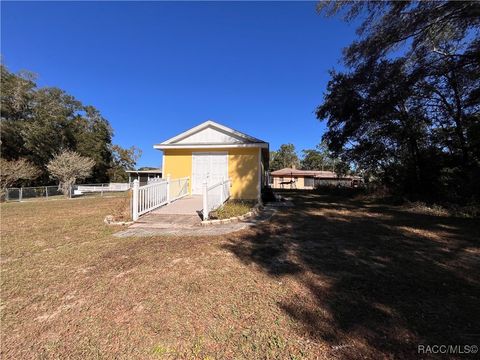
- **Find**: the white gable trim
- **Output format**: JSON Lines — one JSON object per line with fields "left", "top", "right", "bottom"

{"left": 154, "top": 143, "right": 268, "bottom": 150}
{"left": 177, "top": 126, "right": 246, "bottom": 144}
{"left": 155, "top": 120, "right": 267, "bottom": 147}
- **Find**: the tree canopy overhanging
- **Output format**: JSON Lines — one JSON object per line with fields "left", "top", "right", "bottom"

{"left": 316, "top": 0, "right": 480, "bottom": 203}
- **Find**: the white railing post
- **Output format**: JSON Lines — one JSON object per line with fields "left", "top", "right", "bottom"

{"left": 132, "top": 179, "right": 139, "bottom": 221}
{"left": 131, "top": 177, "right": 190, "bottom": 218}
{"left": 166, "top": 174, "right": 171, "bottom": 203}
{"left": 203, "top": 181, "right": 208, "bottom": 220}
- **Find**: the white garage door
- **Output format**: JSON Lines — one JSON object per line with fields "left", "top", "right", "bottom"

{"left": 192, "top": 152, "right": 228, "bottom": 194}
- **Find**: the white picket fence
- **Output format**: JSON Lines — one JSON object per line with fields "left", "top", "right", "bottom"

{"left": 131, "top": 177, "right": 189, "bottom": 220}
{"left": 202, "top": 178, "right": 231, "bottom": 220}
{"left": 76, "top": 183, "right": 130, "bottom": 193}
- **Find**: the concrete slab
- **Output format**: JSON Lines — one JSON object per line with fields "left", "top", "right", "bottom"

{"left": 150, "top": 195, "right": 203, "bottom": 216}
{"left": 114, "top": 222, "right": 251, "bottom": 237}
{"left": 131, "top": 214, "right": 201, "bottom": 229}
{"left": 114, "top": 205, "right": 278, "bottom": 238}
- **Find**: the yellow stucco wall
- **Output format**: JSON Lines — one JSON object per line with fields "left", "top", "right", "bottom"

{"left": 162, "top": 147, "right": 260, "bottom": 200}
{"left": 228, "top": 147, "right": 259, "bottom": 199}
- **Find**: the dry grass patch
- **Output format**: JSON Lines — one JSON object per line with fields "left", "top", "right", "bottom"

{"left": 1, "top": 191, "right": 479, "bottom": 359}
{"left": 211, "top": 200, "right": 255, "bottom": 220}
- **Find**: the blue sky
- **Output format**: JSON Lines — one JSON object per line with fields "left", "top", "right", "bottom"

{"left": 1, "top": 1, "right": 358, "bottom": 168}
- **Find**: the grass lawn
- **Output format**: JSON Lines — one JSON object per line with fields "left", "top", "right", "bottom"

{"left": 1, "top": 191, "right": 479, "bottom": 359}
{"left": 212, "top": 200, "right": 255, "bottom": 220}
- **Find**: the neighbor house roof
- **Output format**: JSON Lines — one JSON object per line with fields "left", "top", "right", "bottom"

{"left": 153, "top": 120, "right": 268, "bottom": 150}
{"left": 125, "top": 169, "right": 162, "bottom": 174}
{"left": 271, "top": 168, "right": 360, "bottom": 179}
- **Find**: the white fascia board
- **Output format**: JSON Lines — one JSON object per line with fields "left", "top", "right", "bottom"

{"left": 153, "top": 143, "right": 268, "bottom": 150}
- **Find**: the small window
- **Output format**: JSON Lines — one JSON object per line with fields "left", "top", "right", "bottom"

{"left": 304, "top": 177, "right": 314, "bottom": 187}
{"left": 268, "top": 175, "right": 274, "bottom": 184}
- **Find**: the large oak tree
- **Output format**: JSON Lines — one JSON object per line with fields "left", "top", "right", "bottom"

{"left": 1, "top": 64, "right": 141, "bottom": 187}
{"left": 316, "top": 1, "right": 480, "bottom": 202}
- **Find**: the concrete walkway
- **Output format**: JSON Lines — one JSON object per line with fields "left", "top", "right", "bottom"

{"left": 127, "top": 195, "right": 203, "bottom": 231}
{"left": 114, "top": 193, "right": 292, "bottom": 238}
{"left": 150, "top": 195, "right": 203, "bottom": 215}
{"left": 114, "top": 204, "right": 279, "bottom": 238}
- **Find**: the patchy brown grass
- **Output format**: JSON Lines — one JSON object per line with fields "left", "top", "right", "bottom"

{"left": 108, "top": 191, "right": 132, "bottom": 221}
{"left": 1, "top": 191, "right": 479, "bottom": 359}
{"left": 404, "top": 201, "right": 480, "bottom": 218}
{"left": 212, "top": 200, "right": 255, "bottom": 220}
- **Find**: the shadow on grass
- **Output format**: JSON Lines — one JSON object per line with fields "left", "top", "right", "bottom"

{"left": 223, "top": 190, "right": 480, "bottom": 358}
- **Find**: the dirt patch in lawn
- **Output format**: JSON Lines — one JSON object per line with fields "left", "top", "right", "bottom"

{"left": 1, "top": 191, "right": 479, "bottom": 359}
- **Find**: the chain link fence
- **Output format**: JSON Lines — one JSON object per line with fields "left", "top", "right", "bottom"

{"left": 4, "top": 183, "right": 131, "bottom": 202}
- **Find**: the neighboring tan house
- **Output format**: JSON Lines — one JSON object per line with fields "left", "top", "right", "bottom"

{"left": 154, "top": 120, "right": 269, "bottom": 200}
{"left": 270, "top": 168, "right": 362, "bottom": 189}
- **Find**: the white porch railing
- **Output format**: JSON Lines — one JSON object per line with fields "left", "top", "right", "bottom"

{"left": 132, "top": 177, "right": 189, "bottom": 221}
{"left": 202, "top": 178, "right": 231, "bottom": 220}
{"left": 169, "top": 177, "right": 190, "bottom": 202}
{"left": 77, "top": 183, "right": 130, "bottom": 193}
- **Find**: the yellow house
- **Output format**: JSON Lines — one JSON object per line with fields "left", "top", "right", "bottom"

{"left": 154, "top": 120, "right": 269, "bottom": 200}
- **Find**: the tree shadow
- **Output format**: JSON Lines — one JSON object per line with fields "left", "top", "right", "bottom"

{"left": 223, "top": 190, "right": 480, "bottom": 358}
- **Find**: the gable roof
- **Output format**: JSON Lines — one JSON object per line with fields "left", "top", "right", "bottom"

{"left": 154, "top": 120, "right": 268, "bottom": 150}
